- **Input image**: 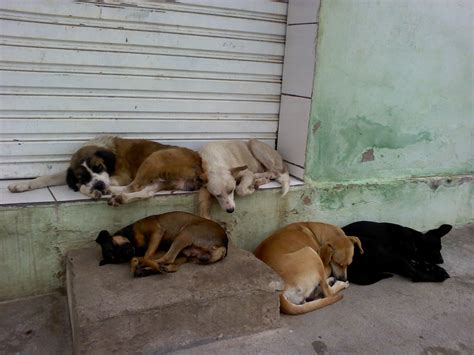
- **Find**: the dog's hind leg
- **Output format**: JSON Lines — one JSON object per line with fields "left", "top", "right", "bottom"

{"left": 156, "top": 232, "right": 193, "bottom": 265}
{"left": 198, "top": 187, "right": 212, "bottom": 219}
{"left": 248, "top": 139, "right": 290, "bottom": 195}
{"left": 248, "top": 139, "right": 285, "bottom": 172}
{"left": 108, "top": 184, "right": 133, "bottom": 195}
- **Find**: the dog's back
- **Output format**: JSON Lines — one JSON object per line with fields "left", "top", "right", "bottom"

{"left": 199, "top": 140, "right": 263, "bottom": 172}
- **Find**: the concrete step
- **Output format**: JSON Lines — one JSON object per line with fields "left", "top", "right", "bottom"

{"left": 66, "top": 243, "right": 283, "bottom": 353}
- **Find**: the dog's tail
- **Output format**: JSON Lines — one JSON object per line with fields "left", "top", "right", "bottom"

{"left": 279, "top": 293, "right": 343, "bottom": 315}
{"left": 277, "top": 170, "right": 290, "bottom": 197}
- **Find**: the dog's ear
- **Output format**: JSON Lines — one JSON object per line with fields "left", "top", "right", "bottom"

{"left": 320, "top": 243, "right": 335, "bottom": 266}
{"left": 99, "top": 260, "right": 109, "bottom": 266}
{"left": 230, "top": 165, "right": 248, "bottom": 178}
{"left": 95, "top": 150, "right": 116, "bottom": 175}
{"left": 96, "top": 230, "right": 111, "bottom": 245}
{"left": 66, "top": 168, "right": 79, "bottom": 191}
{"left": 425, "top": 224, "right": 452, "bottom": 239}
{"left": 348, "top": 236, "right": 364, "bottom": 254}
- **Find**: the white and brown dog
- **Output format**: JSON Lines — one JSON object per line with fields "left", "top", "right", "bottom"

{"left": 198, "top": 139, "right": 290, "bottom": 218}
{"left": 8, "top": 136, "right": 204, "bottom": 205}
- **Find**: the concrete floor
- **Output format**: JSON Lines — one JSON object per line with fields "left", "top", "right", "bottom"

{"left": 0, "top": 224, "right": 472, "bottom": 354}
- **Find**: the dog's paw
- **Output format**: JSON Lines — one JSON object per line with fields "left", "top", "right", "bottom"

{"left": 133, "top": 264, "right": 157, "bottom": 278}
{"left": 335, "top": 280, "right": 349, "bottom": 289}
{"left": 254, "top": 177, "right": 271, "bottom": 188}
{"left": 158, "top": 263, "right": 179, "bottom": 273}
{"left": 8, "top": 182, "right": 30, "bottom": 193}
{"left": 108, "top": 195, "right": 123, "bottom": 207}
{"left": 130, "top": 257, "right": 140, "bottom": 274}
{"left": 91, "top": 190, "right": 102, "bottom": 200}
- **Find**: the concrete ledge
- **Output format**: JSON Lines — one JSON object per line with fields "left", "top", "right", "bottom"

{"left": 0, "top": 174, "right": 471, "bottom": 301}
{"left": 66, "top": 245, "right": 282, "bottom": 353}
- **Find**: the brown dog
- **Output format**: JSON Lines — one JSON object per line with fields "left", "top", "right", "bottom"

{"left": 95, "top": 211, "right": 229, "bottom": 276}
{"left": 254, "top": 222, "right": 363, "bottom": 315}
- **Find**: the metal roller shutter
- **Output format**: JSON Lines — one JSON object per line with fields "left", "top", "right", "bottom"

{"left": 0, "top": 0, "right": 287, "bottom": 178}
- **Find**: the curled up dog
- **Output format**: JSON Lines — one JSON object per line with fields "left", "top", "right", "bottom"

{"left": 255, "top": 222, "right": 363, "bottom": 315}
{"left": 198, "top": 139, "right": 290, "bottom": 218}
{"left": 95, "top": 211, "right": 229, "bottom": 276}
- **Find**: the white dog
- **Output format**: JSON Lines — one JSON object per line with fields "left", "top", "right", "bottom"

{"left": 198, "top": 139, "right": 290, "bottom": 217}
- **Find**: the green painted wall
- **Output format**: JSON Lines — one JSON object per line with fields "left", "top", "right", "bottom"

{"left": 1, "top": 177, "right": 472, "bottom": 301}
{"left": 0, "top": 0, "right": 473, "bottom": 301}
{"left": 306, "top": 0, "right": 473, "bottom": 183}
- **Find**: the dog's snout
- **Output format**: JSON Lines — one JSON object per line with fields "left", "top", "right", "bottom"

{"left": 93, "top": 180, "right": 106, "bottom": 192}
{"left": 226, "top": 207, "right": 234, "bottom": 213}
{"left": 336, "top": 276, "right": 348, "bottom": 282}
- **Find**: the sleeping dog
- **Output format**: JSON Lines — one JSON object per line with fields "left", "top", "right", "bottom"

{"left": 255, "top": 222, "right": 363, "bottom": 315}
{"left": 198, "top": 139, "right": 290, "bottom": 218}
{"left": 95, "top": 211, "right": 229, "bottom": 276}
{"left": 8, "top": 136, "right": 204, "bottom": 205}
{"left": 342, "top": 221, "right": 452, "bottom": 285}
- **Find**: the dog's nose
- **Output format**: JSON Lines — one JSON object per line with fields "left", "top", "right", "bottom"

{"left": 226, "top": 207, "right": 234, "bottom": 213}
{"left": 93, "top": 181, "right": 106, "bottom": 192}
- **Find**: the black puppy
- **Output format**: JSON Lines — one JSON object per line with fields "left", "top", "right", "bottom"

{"left": 342, "top": 221, "right": 452, "bottom": 285}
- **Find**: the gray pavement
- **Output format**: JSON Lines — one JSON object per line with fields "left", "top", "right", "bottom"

{"left": 0, "top": 224, "right": 472, "bottom": 354}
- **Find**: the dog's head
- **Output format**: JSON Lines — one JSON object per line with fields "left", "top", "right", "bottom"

{"left": 415, "top": 224, "right": 452, "bottom": 264}
{"left": 205, "top": 166, "right": 247, "bottom": 213}
{"left": 320, "top": 236, "right": 363, "bottom": 281}
{"left": 66, "top": 146, "right": 116, "bottom": 194}
{"left": 95, "top": 230, "right": 135, "bottom": 266}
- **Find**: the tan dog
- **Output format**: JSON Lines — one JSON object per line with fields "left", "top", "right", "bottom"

{"left": 95, "top": 211, "right": 229, "bottom": 276}
{"left": 254, "top": 222, "right": 363, "bottom": 315}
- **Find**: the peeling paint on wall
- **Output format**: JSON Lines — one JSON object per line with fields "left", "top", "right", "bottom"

{"left": 306, "top": 0, "right": 473, "bottom": 182}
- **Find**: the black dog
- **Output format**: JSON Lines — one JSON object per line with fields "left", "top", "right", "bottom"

{"left": 342, "top": 221, "right": 452, "bottom": 285}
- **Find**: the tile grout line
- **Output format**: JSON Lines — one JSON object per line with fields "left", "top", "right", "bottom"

{"left": 48, "top": 187, "right": 58, "bottom": 202}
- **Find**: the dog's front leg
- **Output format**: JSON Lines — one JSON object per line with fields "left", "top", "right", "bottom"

{"left": 8, "top": 170, "right": 67, "bottom": 192}
{"left": 198, "top": 187, "right": 212, "bottom": 219}
{"left": 108, "top": 183, "right": 161, "bottom": 206}
{"left": 235, "top": 170, "right": 256, "bottom": 196}
{"left": 79, "top": 184, "right": 103, "bottom": 200}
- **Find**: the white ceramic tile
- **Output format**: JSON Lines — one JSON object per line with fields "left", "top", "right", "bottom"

{"left": 50, "top": 185, "right": 196, "bottom": 202}
{"left": 281, "top": 23, "right": 318, "bottom": 98}
{"left": 4, "top": 175, "right": 303, "bottom": 205}
{"left": 288, "top": 0, "right": 320, "bottom": 25}
{"left": 0, "top": 187, "right": 54, "bottom": 205}
{"left": 286, "top": 162, "right": 305, "bottom": 180}
{"left": 277, "top": 95, "right": 311, "bottom": 167}
{"left": 258, "top": 176, "right": 304, "bottom": 190}
{"left": 49, "top": 185, "right": 99, "bottom": 202}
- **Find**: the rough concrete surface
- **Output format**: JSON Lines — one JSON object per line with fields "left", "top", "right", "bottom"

{"left": 0, "top": 224, "right": 472, "bottom": 354}
{"left": 66, "top": 243, "right": 282, "bottom": 353}
{"left": 0, "top": 292, "right": 72, "bottom": 354}
{"left": 174, "top": 224, "right": 474, "bottom": 354}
